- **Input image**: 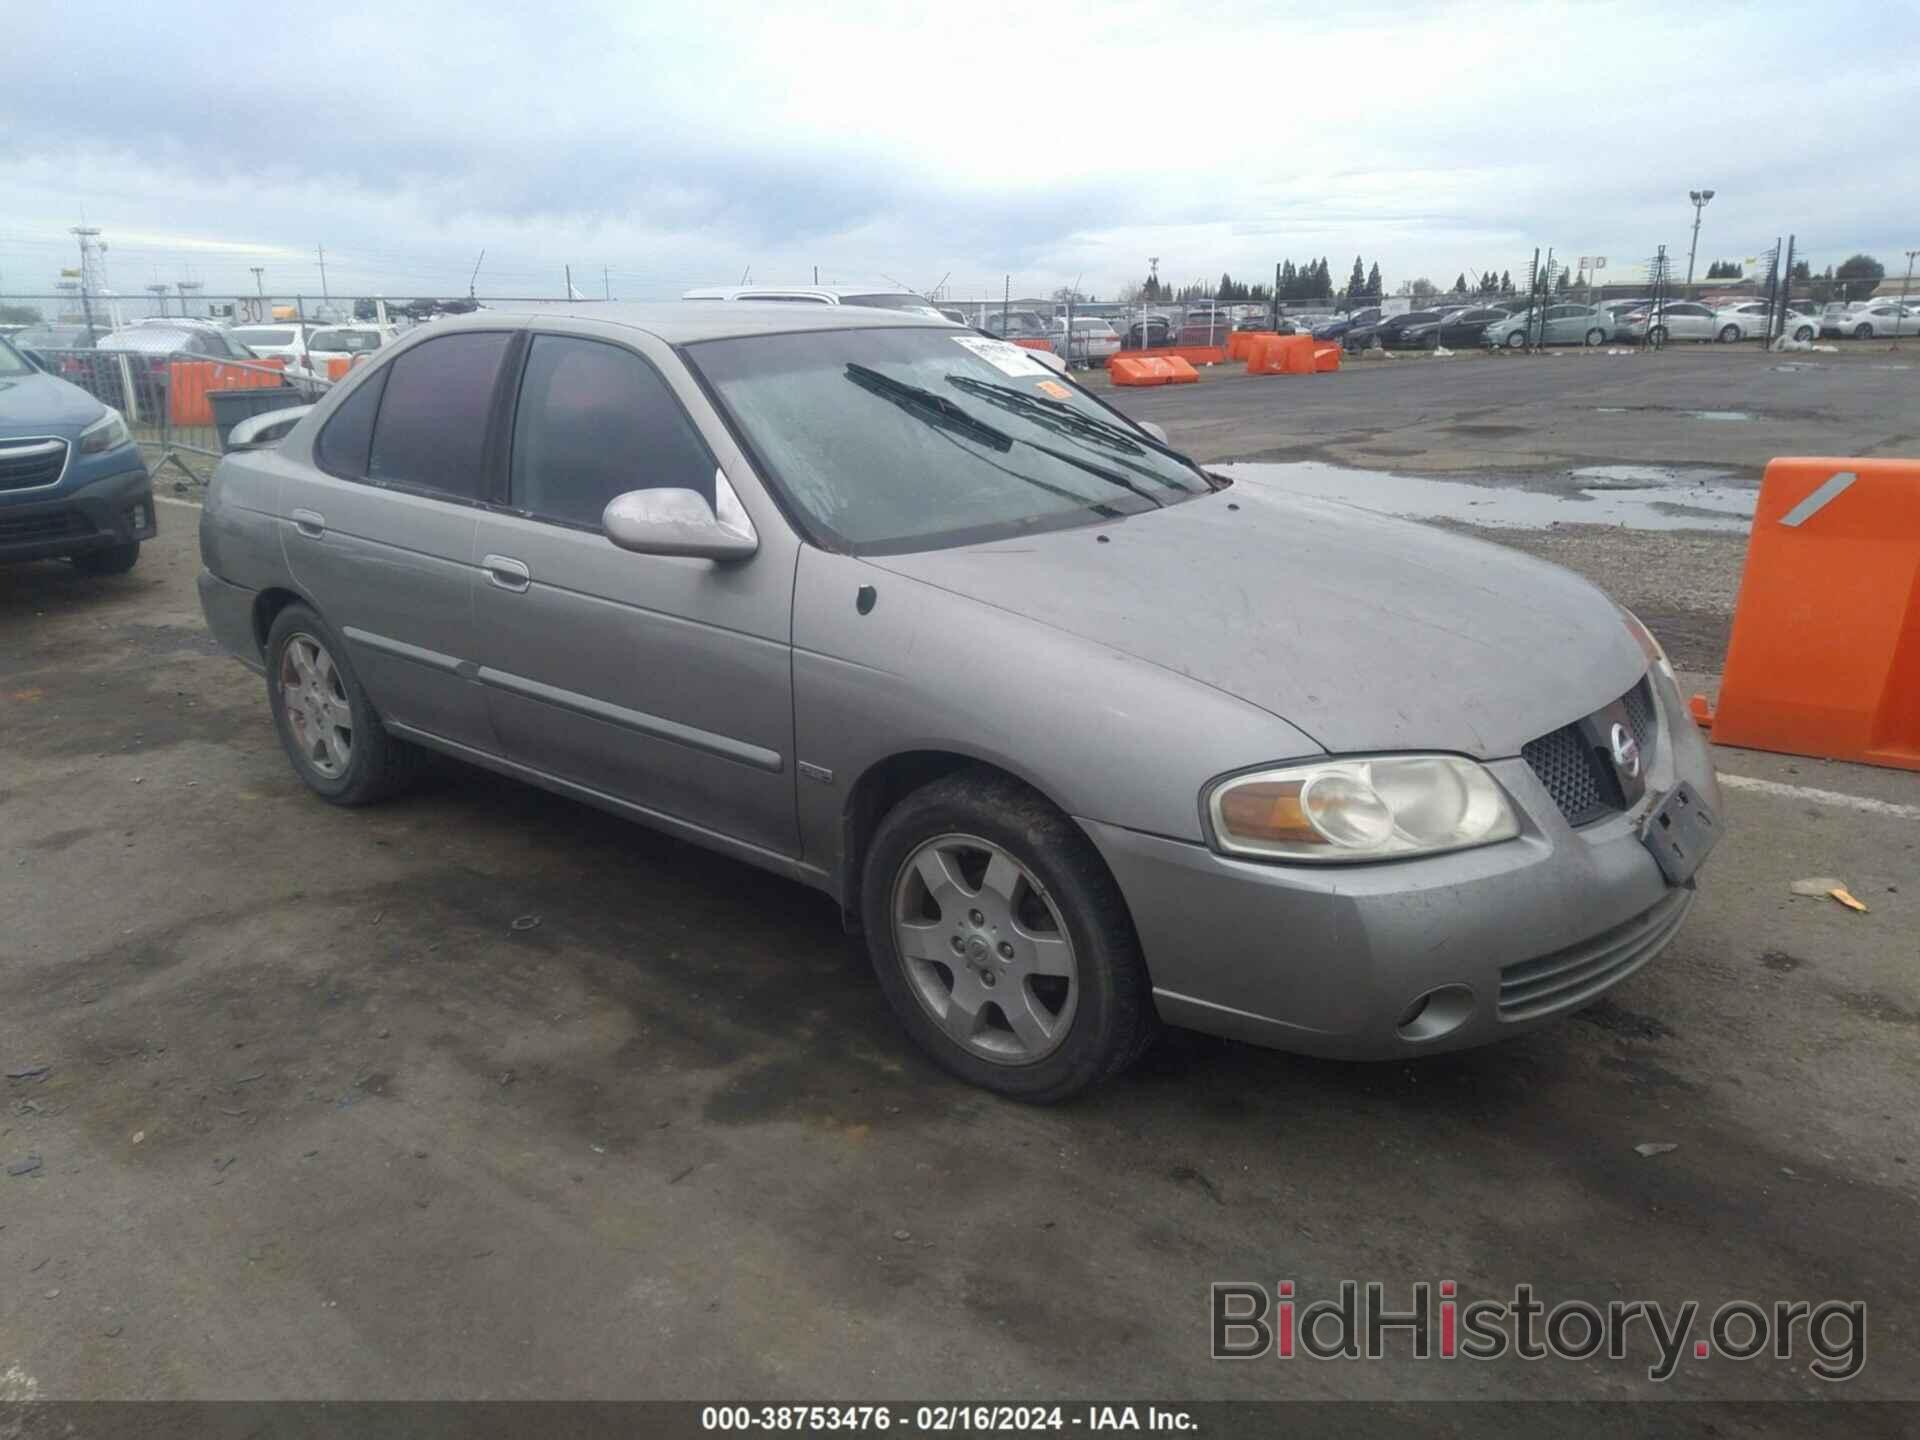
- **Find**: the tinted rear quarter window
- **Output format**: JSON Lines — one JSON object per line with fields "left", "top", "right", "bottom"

{"left": 316, "top": 368, "right": 390, "bottom": 479}
{"left": 367, "top": 331, "right": 513, "bottom": 500}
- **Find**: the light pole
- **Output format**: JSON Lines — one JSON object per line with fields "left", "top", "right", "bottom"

{"left": 1900, "top": 249, "right": 1918, "bottom": 346}
{"left": 1685, "top": 188, "right": 1715, "bottom": 289}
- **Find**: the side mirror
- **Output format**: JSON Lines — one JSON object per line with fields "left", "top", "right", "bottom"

{"left": 1138, "top": 421, "right": 1170, "bottom": 445}
{"left": 603, "top": 469, "right": 759, "bottom": 561}
{"left": 225, "top": 405, "right": 314, "bottom": 452}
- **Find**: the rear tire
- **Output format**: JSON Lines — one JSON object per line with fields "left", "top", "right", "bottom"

{"left": 1854, "top": 323, "right": 1874, "bottom": 340}
{"left": 70, "top": 542, "right": 139, "bottom": 576}
{"left": 860, "top": 769, "right": 1158, "bottom": 1103}
{"left": 1648, "top": 325, "right": 1668, "bottom": 348}
{"left": 1585, "top": 328, "right": 1607, "bottom": 346}
{"left": 266, "top": 603, "right": 422, "bottom": 806}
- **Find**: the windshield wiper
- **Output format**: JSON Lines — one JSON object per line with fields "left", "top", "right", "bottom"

{"left": 845, "top": 363, "right": 1011, "bottom": 451}
{"left": 945, "top": 373, "right": 1189, "bottom": 461}
{"left": 848, "top": 362, "right": 1160, "bottom": 512}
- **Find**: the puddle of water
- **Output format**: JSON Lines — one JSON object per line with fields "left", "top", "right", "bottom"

{"left": 1683, "top": 410, "right": 1753, "bottom": 421}
{"left": 1220, "top": 461, "right": 1755, "bottom": 534}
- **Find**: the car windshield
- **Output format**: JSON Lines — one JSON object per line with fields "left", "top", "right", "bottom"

{"left": 311, "top": 331, "right": 382, "bottom": 352}
{"left": 15, "top": 325, "right": 89, "bottom": 348}
{"left": 0, "top": 337, "right": 35, "bottom": 377}
{"left": 689, "top": 326, "right": 1214, "bottom": 554}
{"left": 234, "top": 328, "right": 297, "bottom": 347}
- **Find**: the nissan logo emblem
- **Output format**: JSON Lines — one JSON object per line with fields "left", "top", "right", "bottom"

{"left": 1610, "top": 722, "right": 1642, "bottom": 779}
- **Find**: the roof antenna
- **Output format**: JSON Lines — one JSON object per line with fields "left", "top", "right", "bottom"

{"left": 468, "top": 249, "right": 485, "bottom": 300}
{"left": 740, "top": 265, "right": 751, "bottom": 285}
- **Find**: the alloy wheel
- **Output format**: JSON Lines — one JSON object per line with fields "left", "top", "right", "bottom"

{"left": 891, "top": 833, "right": 1078, "bottom": 1065}
{"left": 279, "top": 633, "right": 353, "bottom": 778}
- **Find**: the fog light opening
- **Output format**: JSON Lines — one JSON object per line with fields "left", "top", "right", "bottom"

{"left": 1396, "top": 984, "right": 1475, "bottom": 1043}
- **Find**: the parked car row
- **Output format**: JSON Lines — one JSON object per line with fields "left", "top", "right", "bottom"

{"left": 1298, "top": 295, "right": 1850, "bottom": 351}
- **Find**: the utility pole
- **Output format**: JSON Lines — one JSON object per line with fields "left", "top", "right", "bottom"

{"left": 147, "top": 282, "right": 170, "bottom": 318}
{"left": 1684, "top": 189, "right": 1714, "bottom": 289}
{"left": 603, "top": 265, "right": 610, "bottom": 300}
{"left": 1897, "top": 249, "right": 1920, "bottom": 347}
{"left": 250, "top": 266, "right": 265, "bottom": 298}
{"left": 316, "top": 244, "right": 329, "bottom": 301}
{"left": 565, "top": 264, "right": 573, "bottom": 300}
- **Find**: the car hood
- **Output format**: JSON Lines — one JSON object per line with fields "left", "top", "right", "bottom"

{"left": 0, "top": 371, "right": 107, "bottom": 434}
{"left": 864, "top": 474, "right": 1645, "bottom": 758}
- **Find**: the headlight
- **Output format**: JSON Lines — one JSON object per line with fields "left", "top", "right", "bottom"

{"left": 78, "top": 408, "right": 130, "bottom": 455}
{"left": 1618, "top": 605, "right": 1674, "bottom": 681}
{"left": 1206, "top": 755, "right": 1520, "bottom": 862}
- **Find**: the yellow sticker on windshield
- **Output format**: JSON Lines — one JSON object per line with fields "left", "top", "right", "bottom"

{"left": 1036, "top": 379, "right": 1072, "bottom": 401}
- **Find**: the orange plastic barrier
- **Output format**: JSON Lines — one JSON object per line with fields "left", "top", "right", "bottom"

{"left": 168, "top": 359, "right": 287, "bottom": 427}
{"left": 1227, "top": 331, "right": 1276, "bottom": 360}
{"left": 1246, "top": 334, "right": 1318, "bottom": 375}
{"left": 1696, "top": 457, "right": 1920, "bottom": 770}
{"left": 1313, "top": 346, "right": 1342, "bottom": 372}
{"left": 1108, "top": 345, "right": 1227, "bottom": 368}
{"left": 326, "top": 356, "right": 352, "bottom": 381}
{"left": 1162, "top": 356, "right": 1199, "bottom": 384}
{"left": 1011, "top": 337, "right": 1058, "bottom": 355}
{"left": 1110, "top": 357, "right": 1172, "bottom": 386}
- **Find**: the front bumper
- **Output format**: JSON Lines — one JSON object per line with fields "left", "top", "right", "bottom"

{"left": 0, "top": 461, "right": 155, "bottom": 563}
{"left": 1082, "top": 671, "right": 1719, "bottom": 1060}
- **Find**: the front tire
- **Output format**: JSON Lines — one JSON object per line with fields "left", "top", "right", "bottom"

{"left": 70, "top": 542, "right": 139, "bottom": 576}
{"left": 1505, "top": 329, "right": 1527, "bottom": 349}
{"left": 266, "top": 604, "right": 421, "bottom": 805}
{"left": 1718, "top": 324, "right": 1741, "bottom": 343}
{"left": 860, "top": 770, "right": 1157, "bottom": 1103}
{"left": 1795, "top": 325, "right": 1815, "bottom": 342}
{"left": 1648, "top": 325, "right": 1668, "bottom": 348}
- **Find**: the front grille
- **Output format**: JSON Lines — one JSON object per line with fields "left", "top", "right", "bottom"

{"left": 0, "top": 438, "right": 69, "bottom": 492}
{"left": 0, "top": 509, "right": 86, "bottom": 543}
{"left": 1623, "top": 676, "right": 1657, "bottom": 749}
{"left": 1498, "top": 888, "right": 1693, "bottom": 1020}
{"left": 1522, "top": 725, "right": 1616, "bottom": 827}
{"left": 1522, "top": 676, "right": 1661, "bottom": 827}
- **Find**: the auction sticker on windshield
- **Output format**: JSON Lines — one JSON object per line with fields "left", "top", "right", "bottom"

{"left": 951, "top": 335, "right": 1052, "bottom": 377}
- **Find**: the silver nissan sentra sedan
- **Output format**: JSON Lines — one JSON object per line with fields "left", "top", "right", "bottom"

{"left": 197, "top": 303, "right": 1721, "bottom": 1102}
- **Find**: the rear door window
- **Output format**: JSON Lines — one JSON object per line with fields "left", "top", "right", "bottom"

{"left": 366, "top": 331, "right": 513, "bottom": 501}
{"left": 508, "top": 334, "right": 715, "bottom": 529}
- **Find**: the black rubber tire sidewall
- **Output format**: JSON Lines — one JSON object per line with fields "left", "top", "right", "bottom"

{"left": 265, "top": 603, "right": 414, "bottom": 806}
{"left": 859, "top": 770, "right": 1155, "bottom": 1103}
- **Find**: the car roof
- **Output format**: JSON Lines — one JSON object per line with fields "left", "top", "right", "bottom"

{"left": 417, "top": 301, "right": 953, "bottom": 344}
{"left": 681, "top": 285, "right": 928, "bottom": 302}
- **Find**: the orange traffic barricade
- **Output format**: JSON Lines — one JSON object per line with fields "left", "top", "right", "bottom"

{"left": 1162, "top": 356, "right": 1199, "bottom": 384}
{"left": 1696, "top": 456, "right": 1920, "bottom": 770}
{"left": 1313, "top": 345, "right": 1342, "bottom": 372}
{"left": 1246, "top": 334, "right": 1317, "bottom": 375}
{"left": 326, "top": 356, "right": 352, "bottom": 381}
{"left": 1228, "top": 330, "right": 1276, "bottom": 361}
{"left": 1110, "top": 357, "right": 1169, "bottom": 386}
{"left": 168, "top": 359, "right": 286, "bottom": 427}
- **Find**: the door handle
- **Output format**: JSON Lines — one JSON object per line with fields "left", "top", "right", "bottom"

{"left": 482, "top": 554, "right": 531, "bottom": 593}
{"left": 290, "top": 508, "right": 326, "bottom": 538}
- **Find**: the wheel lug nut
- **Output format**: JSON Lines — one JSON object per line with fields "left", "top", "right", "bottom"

{"left": 980, "top": 970, "right": 996, "bottom": 986}
{"left": 949, "top": 935, "right": 963, "bottom": 953}
{"left": 969, "top": 909, "right": 985, "bottom": 926}
{"left": 997, "top": 941, "right": 1014, "bottom": 960}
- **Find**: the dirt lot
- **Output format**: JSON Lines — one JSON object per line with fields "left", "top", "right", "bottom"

{"left": 2, "top": 347, "right": 1918, "bottom": 1424}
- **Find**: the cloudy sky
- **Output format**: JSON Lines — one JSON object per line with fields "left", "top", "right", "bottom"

{"left": 3, "top": 1, "right": 1913, "bottom": 308}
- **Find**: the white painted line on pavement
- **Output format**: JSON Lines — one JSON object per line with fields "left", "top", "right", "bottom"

{"left": 155, "top": 495, "right": 202, "bottom": 509}
{"left": 1718, "top": 772, "right": 1920, "bottom": 820}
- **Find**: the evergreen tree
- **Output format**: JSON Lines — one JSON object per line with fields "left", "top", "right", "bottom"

{"left": 1453, "top": 273, "right": 1469, "bottom": 295}
{"left": 1347, "top": 256, "right": 1367, "bottom": 297}
{"left": 1500, "top": 269, "right": 1513, "bottom": 293}
{"left": 1365, "top": 262, "right": 1382, "bottom": 299}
